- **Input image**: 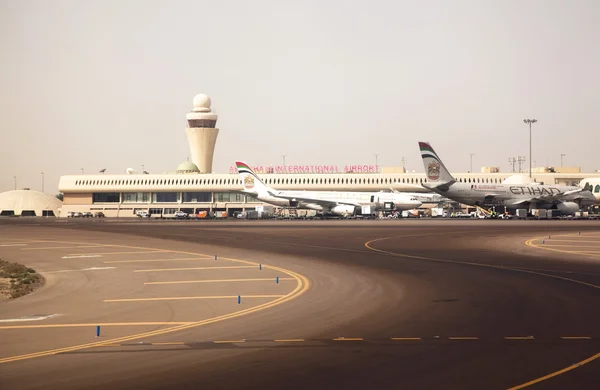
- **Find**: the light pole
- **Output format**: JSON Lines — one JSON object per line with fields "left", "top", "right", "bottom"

{"left": 13, "top": 176, "right": 16, "bottom": 190}
{"left": 469, "top": 153, "right": 475, "bottom": 173}
{"left": 81, "top": 168, "right": 84, "bottom": 174}
{"left": 560, "top": 154, "right": 566, "bottom": 167}
{"left": 282, "top": 155, "right": 286, "bottom": 167}
{"left": 41, "top": 172, "right": 44, "bottom": 193}
{"left": 142, "top": 164, "right": 145, "bottom": 172}
{"left": 375, "top": 154, "right": 379, "bottom": 172}
{"left": 523, "top": 119, "right": 537, "bottom": 178}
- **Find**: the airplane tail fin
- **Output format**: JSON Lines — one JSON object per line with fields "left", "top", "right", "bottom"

{"left": 418, "top": 142, "right": 456, "bottom": 185}
{"left": 235, "top": 161, "right": 273, "bottom": 195}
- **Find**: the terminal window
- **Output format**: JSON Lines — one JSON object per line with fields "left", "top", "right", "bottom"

{"left": 183, "top": 192, "right": 211, "bottom": 203}
{"left": 214, "top": 192, "right": 245, "bottom": 202}
{"left": 93, "top": 193, "right": 120, "bottom": 203}
{"left": 153, "top": 192, "right": 179, "bottom": 203}
{"left": 123, "top": 192, "right": 150, "bottom": 203}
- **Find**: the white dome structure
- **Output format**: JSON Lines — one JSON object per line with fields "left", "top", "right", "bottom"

{"left": 0, "top": 189, "right": 63, "bottom": 217}
{"left": 192, "top": 94, "right": 212, "bottom": 112}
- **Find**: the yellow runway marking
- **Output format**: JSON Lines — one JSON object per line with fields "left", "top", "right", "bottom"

{"left": 0, "top": 241, "right": 309, "bottom": 364}
{"left": 367, "top": 237, "right": 600, "bottom": 290}
{"left": 0, "top": 322, "right": 193, "bottom": 330}
{"left": 274, "top": 339, "right": 305, "bottom": 342}
{"left": 448, "top": 337, "right": 479, "bottom": 340}
{"left": 21, "top": 245, "right": 108, "bottom": 251}
{"left": 561, "top": 336, "right": 592, "bottom": 340}
{"left": 533, "top": 239, "right": 600, "bottom": 243}
{"left": 365, "top": 231, "right": 600, "bottom": 389}
{"left": 508, "top": 352, "right": 600, "bottom": 389}
{"left": 144, "top": 278, "right": 295, "bottom": 285}
{"left": 533, "top": 244, "right": 600, "bottom": 248}
{"left": 214, "top": 340, "right": 245, "bottom": 343}
{"left": 152, "top": 342, "right": 186, "bottom": 346}
{"left": 333, "top": 337, "right": 363, "bottom": 341}
{"left": 104, "top": 295, "right": 285, "bottom": 303}
{"left": 525, "top": 233, "right": 600, "bottom": 258}
{"left": 104, "top": 257, "right": 209, "bottom": 264}
{"left": 391, "top": 337, "right": 421, "bottom": 340}
{"left": 134, "top": 265, "right": 257, "bottom": 273}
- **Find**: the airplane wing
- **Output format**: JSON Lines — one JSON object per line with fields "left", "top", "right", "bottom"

{"left": 269, "top": 192, "right": 360, "bottom": 208}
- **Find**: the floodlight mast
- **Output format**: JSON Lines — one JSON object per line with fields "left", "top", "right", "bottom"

{"left": 523, "top": 119, "right": 537, "bottom": 178}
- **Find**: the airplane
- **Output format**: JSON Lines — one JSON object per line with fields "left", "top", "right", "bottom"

{"left": 580, "top": 178, "right": 600, "bottom": 203}
{"left": 235, "top": 161, "right": 422, "bottom": 217}
{"left": 387, "top": 188, "right": 450, "bottom": 204}
{"left": 418, "top": 142, "right": 596, "bottom": 214}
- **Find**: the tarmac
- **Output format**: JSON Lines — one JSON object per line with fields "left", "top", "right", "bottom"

{"left": 0, "top": 218, "right": 599, "bottom": 390}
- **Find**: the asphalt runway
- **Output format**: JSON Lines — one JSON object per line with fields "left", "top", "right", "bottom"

{"left": 0, "top": 218, "right": 599, "bottom": 390}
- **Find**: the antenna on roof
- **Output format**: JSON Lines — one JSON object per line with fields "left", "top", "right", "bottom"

{"left": 99, "top": 168, "right": 106, "bottom": 174}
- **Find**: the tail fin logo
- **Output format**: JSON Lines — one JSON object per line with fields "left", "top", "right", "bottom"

{"left": 427, "top": 161, "right": 441, "bottom": 181}
{"left": 243, "top": 176, "right": 255, "bottom": 190}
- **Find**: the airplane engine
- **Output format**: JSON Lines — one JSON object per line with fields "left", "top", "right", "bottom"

{"left": 556, "top": 201, "right": 579, "bottom": 215}
{"left": 330, "top": 205, "right": 356, "bottom": 217}
{"left": 288, "top": 199, "right": 299, "bottom": 207}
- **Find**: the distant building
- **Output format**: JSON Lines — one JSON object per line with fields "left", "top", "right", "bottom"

{"left": 480, "top": 166, "right": 500, "bottom": 173}
{"left": 56, "top": 93, "right": 600, "bottom": 217}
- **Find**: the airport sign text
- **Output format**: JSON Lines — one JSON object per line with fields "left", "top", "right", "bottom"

{"left": 229, "top": 165, "right": 380, "bottom": 174}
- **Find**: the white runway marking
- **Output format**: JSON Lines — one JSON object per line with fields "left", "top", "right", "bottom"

{"left": 0, "top": 314, "right": 60, "bottom": 323}
{"left": 45, "top": 267, "right": 116, "bottom": 273}
{"left": 0, "top": 244, "right": 28, "bottom": 247}
{"left": 61, "top": 255, "right": 103, "bottom": 259}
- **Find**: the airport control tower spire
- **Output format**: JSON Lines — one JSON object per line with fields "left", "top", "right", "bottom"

{"left": 185, "top": 93, "right": 219, "bottom": 173}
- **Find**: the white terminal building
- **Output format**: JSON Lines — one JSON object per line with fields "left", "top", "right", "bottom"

{"left": 57, "top": 94, "right": 599, "bottom": 217}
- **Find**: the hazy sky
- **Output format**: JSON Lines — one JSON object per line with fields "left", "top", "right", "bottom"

{"left": 2, "top": 0, "right": 599, "bottom": 194}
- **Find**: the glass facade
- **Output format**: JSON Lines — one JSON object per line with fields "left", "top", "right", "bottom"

{"left": 123, "top": 192, "right": 150, "bottom": 203}
{"left": 182, "top": 192, "right": 212, "bottom": 202}
{"left": 245, "top": 194, "right": 260, "bottom": 203}
{"left": 93, "top": 192, "right": 120, "bottom": 203}
{"left": 153, "top": 192, "right": 180, "bottom": 203}
{"left": 213, "top": 192, "right": 246, "bottom": 202}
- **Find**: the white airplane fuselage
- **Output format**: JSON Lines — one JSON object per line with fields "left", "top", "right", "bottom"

{"left": 579, "top": 178, "right": 600, "bottom": 203}
{"left": 252, "top": 190, "right": 421, "bottom": 212}
{"left": 423, "top": 182, "right": 596, "bottom": 212}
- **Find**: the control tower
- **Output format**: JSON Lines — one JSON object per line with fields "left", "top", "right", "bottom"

{"left": 185, "top": 93, "right": 219, "bottom": 173}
